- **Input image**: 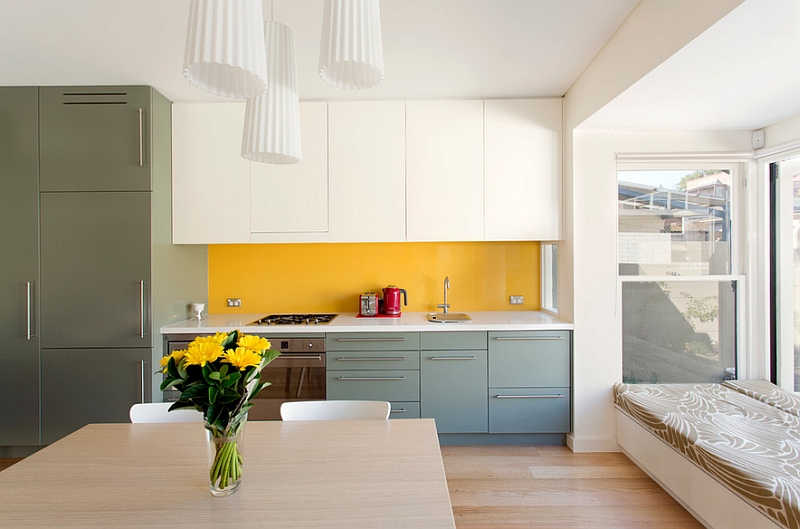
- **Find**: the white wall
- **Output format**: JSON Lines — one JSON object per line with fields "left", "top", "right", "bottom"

{"left": 569, "top": 129, "right": 751, "bottom": 452}
{"left": 561, "top": 0, "right": 748, "bottom": 452}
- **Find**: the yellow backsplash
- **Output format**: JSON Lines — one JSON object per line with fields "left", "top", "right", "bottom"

{"left": 208, "top": 241, "right": 541, "bottom": 314}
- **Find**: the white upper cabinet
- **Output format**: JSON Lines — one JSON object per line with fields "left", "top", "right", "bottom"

{"left": 406, "top": 101, "right": 484, "bottom": 242}
{"left": 172, "top": 102, "right": 250, "bottom": 244}
{"left": 484, "top": 99, "right": 562, "bottom": 241}
{"left": 328, "top": 101, "right": 405, "bottom": 242}
{"left": 250, "top": 102, "right": 329, "bottom": 243}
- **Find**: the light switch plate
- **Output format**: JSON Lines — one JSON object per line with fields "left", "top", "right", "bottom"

{"left": 227, "top": 298, "right": 241, "bottom": 307}
{"left": 509, "top": 296, "right": 524, "bottom": 305}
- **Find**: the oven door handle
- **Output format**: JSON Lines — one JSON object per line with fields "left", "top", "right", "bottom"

{"left": 276, "top": 354, "right": 324, "bottom": 361}
{"left": 336, "top": 376, "right": 407, "bottom": 381}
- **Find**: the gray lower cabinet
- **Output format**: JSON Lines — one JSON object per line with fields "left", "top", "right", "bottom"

{"left": 0, "top": 87, "right": 40, "bottom": 446}
{"left": 326, "top": 333, "right": 420, "bottom": 418}
{"left": 488, "top": 331, "right": 571, "bottom": 434}
{"left": 41, "top": 348, "right": 150, "bottom": 445}
{"left": 420, "top": 332, "right": 488, "bottom": 433}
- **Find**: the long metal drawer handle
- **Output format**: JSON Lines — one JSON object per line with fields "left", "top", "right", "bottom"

{"left": 281, "top": 355, "right": 323, "bottom": 361}
{"left": 336, "top": 356, "right": 407, "bottom": 361}
{"left": 494, "top": 336, "right": 564, "bottom": 341}
{"left": 429, "top": 356, "right": 478, "bottom": 361}
{"left": 336, "top": 376, "right": 407, "bottom": 381}
{"left": 140, "top": 360, "right": 146, "bottom": 403}
{"left": 335, "top": 337, "right": 406, "bottom": 343}
{"left": 493, "top": 394, "right": 566, "bottom": 399}
{"left": 390, "top": 408, "right": 408, "bottom": 414}
{"left": 138, "top": 108, "right": 144, "bottom": 166}
{"left": 139, "top": 280, "right": 146, "bottom": 338}
{"left": 26, "top": 281, "right": 34, "bottom": 340}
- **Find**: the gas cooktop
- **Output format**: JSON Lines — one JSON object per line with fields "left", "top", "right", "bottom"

{"left": 249, "top": 314, "right": 338, "bottom": 326}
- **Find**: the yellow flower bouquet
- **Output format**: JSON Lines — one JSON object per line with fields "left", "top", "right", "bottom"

{"left": 160, "top": 330, "right": 280, "bottom": 496}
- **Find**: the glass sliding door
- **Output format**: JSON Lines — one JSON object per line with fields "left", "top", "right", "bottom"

{"left": 771, "top": 156, "right": 800, "bottom": 390}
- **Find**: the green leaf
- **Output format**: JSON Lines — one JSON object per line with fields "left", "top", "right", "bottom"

{"left": 262, "top": 349, "right": 281, "bottom": 364}
{"left": 208, "top": 371, "right": 221, "bottom": 381}
{"left": 166, "top": 357, "right": 181, "bottom": 379}
{"left": 222, "top": 372, "right": 242, "bottom": 387}
{"left": 181, "top": 384, "right": 208, "bottom": 400}
{"left": 219, "top": 364, "right": 229, "bottom": 378}
{"left": 220, "top": 330, "right": 238, "bottom": 350}
{"left": 208, "top": 385, "right": 218, "bottom": 404}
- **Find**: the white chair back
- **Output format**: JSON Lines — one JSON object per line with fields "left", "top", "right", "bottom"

{"left": 280, "top": 400, "right": 391, "bottom": 421}
{"left": 129, "top": 402, "right": 204, "bottom": 423}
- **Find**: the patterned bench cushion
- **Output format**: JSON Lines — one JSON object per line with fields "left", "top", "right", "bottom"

{"left": 723, "top": 379, "right": 800, "bottom": 419}
{"left": 615, "top": 382, "right": 800, "bottom": 529}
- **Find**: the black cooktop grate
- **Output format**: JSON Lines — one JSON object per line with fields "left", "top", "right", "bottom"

{"left": 250, "top": 314, "right": 338, "bottom": 325}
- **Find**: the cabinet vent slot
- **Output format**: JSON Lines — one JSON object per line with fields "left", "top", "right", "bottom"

{"left": 61, "top": 92, "right": 129, "bottom": 105}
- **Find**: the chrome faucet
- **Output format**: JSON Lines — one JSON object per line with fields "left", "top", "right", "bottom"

{"left": 437, "top": 276, "right": 450, "bottom": 314}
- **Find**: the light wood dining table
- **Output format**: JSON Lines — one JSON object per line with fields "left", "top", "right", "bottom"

{"left": 0, "top": 418, "right": 456, "bottom": 528}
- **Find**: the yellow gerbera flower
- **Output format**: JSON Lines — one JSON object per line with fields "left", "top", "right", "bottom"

{"left": 159, "top": 348, "right": 187, "bottom": 373}
{"left": 183, "top": 341, "right": 224, "bottom": 367}
{"left": 237, "top": 334, "right": 271, "bottom": 353}
{"left": 189, "top": 332, "right": 228, "bottom": 348}
{"left": 223, "top": 347, "right": 263, "bottom": 371}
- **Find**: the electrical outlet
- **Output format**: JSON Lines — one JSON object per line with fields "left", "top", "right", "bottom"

{"left": 227, "top": 298, "right": 241, "bottom": 307}
{"left": 509, "top": 296, "right": 524, "bottom": 305}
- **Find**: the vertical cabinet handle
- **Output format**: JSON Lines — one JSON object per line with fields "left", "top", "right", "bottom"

{"left": 26, "top": 281, "right": 34, "bottom": 340}
{"left": 138, "top": 108, "right": 144, "bottom": 166}
{"left": 140, "top": 360, "right": 146, "bottom": 403}
{"left": 139, "top": 280, "right": 146, "bottom": 338}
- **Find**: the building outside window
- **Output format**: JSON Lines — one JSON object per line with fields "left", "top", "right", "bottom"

{"left": 618, "top": 164, "right": 743, "bottom": 384}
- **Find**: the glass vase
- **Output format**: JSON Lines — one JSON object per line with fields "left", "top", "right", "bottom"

{"left": 205, "top": 416, "right": 247, "bottom": 497}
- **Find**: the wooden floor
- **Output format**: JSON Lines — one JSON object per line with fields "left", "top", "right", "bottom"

{"left": 441, "top": 445, "right": 704, "bottom": 529}
{"left": 1, "top": 447, "right": 701, "bottom": 528}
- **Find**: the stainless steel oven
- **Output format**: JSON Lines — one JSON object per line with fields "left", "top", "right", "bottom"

{"left": 162, "top": 334, "right": 327, "bottom": 420}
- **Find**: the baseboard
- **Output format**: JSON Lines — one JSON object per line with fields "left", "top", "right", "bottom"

{"left": 566, "top": 433, "right": 621, "bottom": 452}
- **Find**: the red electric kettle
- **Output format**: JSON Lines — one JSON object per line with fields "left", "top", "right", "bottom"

{"left": 382, "top": 285, "right": 408, "bottom": 316}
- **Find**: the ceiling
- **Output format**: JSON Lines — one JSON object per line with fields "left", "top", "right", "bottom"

{"left": 583, "top": 0, "right": 800, "bottom": 131}
{"left": 0, "top": 0, "right": 639, "bottom": 103}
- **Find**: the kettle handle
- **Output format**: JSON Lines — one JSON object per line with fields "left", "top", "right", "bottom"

{"left": 400, "top": 288, "right": 408, "bottom": 306}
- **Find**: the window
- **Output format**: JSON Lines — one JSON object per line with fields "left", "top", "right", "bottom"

{"left": 619, "top": 165, "right": 742, "bottom": 383}
{"left": 541, "top": 243, "right": 558, "bottom": 313}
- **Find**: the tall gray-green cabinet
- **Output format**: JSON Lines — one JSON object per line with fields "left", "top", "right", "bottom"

{"left": 0, "top": 88, "right": 41, "bottom": 447}
{"left": 0, "top": 86, "right": 207, "bottom": 448}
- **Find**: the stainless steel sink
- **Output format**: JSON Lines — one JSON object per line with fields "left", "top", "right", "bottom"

{"left": 426, "top": 312, "right": 471, "bottom": 323}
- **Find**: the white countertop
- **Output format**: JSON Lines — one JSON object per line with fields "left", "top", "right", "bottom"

{"left": 161, "top": 311, "right": 573, "bottom": 335}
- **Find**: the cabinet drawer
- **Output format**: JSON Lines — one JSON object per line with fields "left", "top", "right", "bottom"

{"left": 488, "top": 331, "right": 570, "bottom": 387}
{"left": 390, "top": 401, "right": 421, "bottom": 419}
{"left": 420, "top": 331, "right": 487, "bottom": 350}
{"left": 420, "top": 350, "right": 488, "bottom": 433}
{"left": 327, "top": 370, "right": 420, "bottom": 401}
{"left": 327, "top": 350, "right": 419, "bottom": 370}
{"left": 327, "top": 332, "right": 419, "bottom": 351}
{"left": 489, "top": 387, "right": 570, "bottom": 434}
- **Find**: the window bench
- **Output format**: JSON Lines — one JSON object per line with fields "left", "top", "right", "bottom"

{"left": 614, "top": 382, "right": 800, "bottom": 529}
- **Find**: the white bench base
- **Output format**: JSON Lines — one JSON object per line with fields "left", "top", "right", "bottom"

{"left": 615, "top": 408, "right": 781, "bottom": 529}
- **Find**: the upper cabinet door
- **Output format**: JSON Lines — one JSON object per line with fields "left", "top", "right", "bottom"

{"left": 406, "top": 101, "right": 484, "bottom": 242}
{"left": 39, "top": 86, "right": 152, "bottom": 192}
{"left": 484, "top": 99, "right": 562, "bottom": 241}
{"left": 328, "top": 101, "right": 405, "bottom": 242}
{"left": 250, "top": 101, "right": 329, "bottom": 242}
{"left": 172, "top": 102, "right": 251, "bottom": 244}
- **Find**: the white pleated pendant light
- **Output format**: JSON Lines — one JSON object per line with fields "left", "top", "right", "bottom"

{"left": 319, "top": 0, "right": 385, "bottom": 90}
{"left": 242, "top": 20, "right": 302, "bottom": 164}
{"left": 183, "top": 0, "right": 269, "bottom": 99}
